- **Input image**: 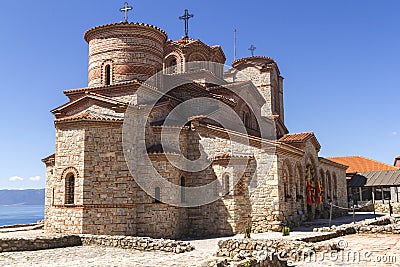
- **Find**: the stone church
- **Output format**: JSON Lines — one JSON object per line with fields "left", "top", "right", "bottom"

{"left": 42, "top": 15, "right": 348, "bottom": 238}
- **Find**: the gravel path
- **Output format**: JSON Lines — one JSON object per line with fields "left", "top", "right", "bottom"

{"left": 0, "top": 245, "right": 215, "bottom": 267}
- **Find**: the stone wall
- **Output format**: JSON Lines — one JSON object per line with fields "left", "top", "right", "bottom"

{"left": 213, "top": 238, "right": 338, "bottom": 267}
{"left": 0, "top": 235, "right": 194, "bottom": 254}
{"left": 45, "top": 125, "right": 85, "bottom": 234}
{"left": 80, "top": 235, "right": 194, "bottom": 253}
{"left": 375, "top": 203, "right": 400, "bottom": 215}
{"left": 0, "top": 235, "right": 81, "bottom": 252}
{"left": 82, "top": 123, "right": 137, "bottom": 236}
{"left": 313, "top": 215, "right": 400, "bottom": 235}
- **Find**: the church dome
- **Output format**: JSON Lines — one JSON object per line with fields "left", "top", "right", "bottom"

{"left": 84, "top": 22, "right": 168, "bottom": 87}
{"left": 232, "top": 56, "right": 278, "bottom": 73}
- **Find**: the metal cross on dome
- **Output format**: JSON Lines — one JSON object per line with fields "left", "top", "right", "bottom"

{"left": 179, "top": 9, "right": 194, "bottom": 38}
{"left": 249, "top": 45, "right": 256, "bottom": 57}
{"left": 120, "top": 2, "right": 133, "bottom": 22}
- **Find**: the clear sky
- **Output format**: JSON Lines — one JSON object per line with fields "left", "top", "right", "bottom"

{"left": 0, "top": 0, "right": 399, "bottom": 189}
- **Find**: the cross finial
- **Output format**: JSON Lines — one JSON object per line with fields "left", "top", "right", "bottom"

{"left": 120, "top": 2, "right": 133, "bottom": 22}
{"left": 248, "top": 45, "right": 256, "bottom": 57}
{"left": 179, "top": 9, "right": 194, "bottom": 38}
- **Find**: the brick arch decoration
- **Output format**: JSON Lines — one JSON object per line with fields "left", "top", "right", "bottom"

{"left": 187, "top": 52, "right": 207, "bottom": 62}
{"left": 164, "top": 52, "right": 183, "bottom": 73}
{"left": 60, "top": 167, "right": 80, "bottom": 181}
{"left": 61, "top": 167, "right": 79, "bottom": 205}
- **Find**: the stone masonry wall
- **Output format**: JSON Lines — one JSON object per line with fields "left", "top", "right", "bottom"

{"left": 82, "top": 123, "right": 136, "bottom": 235}
{"left": 45, "top": 125, "right": 85, "bottom": 234}
{"left": 0, "top": 235, "right": 194, "bottom": 254}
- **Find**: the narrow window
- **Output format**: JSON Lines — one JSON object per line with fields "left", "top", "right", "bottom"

{"left": 105, "top": 64, "right": 111, "bottom": 85}
{"left": 166, "top": 58, "right": 177, "bottom": 74}
{"left": 181, "top": 177, "right": 186, "bottom": 203}
{"left": 243, "top": 112, "right": 248, "bottom": 128}
{"left": 65, "top": 174, "right": 75, "bottom": 204}
{"left": 154, "top": 187, "right": 161, "bottom": 203}
{"left": 223, "top": 175, "right": 230, "bottom": 196}
{"left": 283, "top": 170, "right": 289, "bottom": 201}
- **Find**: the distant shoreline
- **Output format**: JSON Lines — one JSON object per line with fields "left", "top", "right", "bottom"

{"left": 0, "top": 189, "right": 44, "bottom": 206}
{"left": 0, "top": 204, "right": 44, "bottom": 207}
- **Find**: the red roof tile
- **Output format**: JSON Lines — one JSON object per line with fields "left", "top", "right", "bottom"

{"left": 327, "top": 156, "right": 399, "bottom": 174}
{"left": 55, "top": 112, "right": 123, "bottom": 123}
{"left": 278, "top": 132, "right": 315, "bottom": 143}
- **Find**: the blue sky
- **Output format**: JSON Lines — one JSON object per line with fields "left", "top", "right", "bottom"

{"left": 0, "top": 1, "right": 399, "bottom": 189}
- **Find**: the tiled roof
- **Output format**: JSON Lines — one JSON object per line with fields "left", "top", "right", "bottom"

{"left": 51, "top": 92, "right": 128, "bottom": 114}
{"left": 84, "top": 22, "right": 167, "bottom": 42}
{"left": 278, "top": 132, "right": 320, "bottom": 151}
{"left": 327, "top": 156, "right": 399, "bottom": 174}
{"left": 41, "top": 153, "right": 55, "bottom": 164}
{"left": 279, "top": 132, "right": 314, "bottom": 143}
{"left": 232, "top": 56, "right": 276, "bottom": 67}
{"left": 174, "top": 37, "right": 197, "bottom": 45}
{"left": 170, "top": 37, "right": 210, "bottom": 48}
{"left": 63, "top": 80, "right": 142, "bottom": 96}
{"left": 55, "top": 112, "right": 124, "bottom": 123}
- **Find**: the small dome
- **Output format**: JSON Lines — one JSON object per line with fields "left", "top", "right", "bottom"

{"left": 85, "top": 22, "right": 168, "bottom": 87}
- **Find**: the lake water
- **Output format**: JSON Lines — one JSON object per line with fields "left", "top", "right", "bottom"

{"left": 0, "top": 205, "right": 44, "bottom": 226}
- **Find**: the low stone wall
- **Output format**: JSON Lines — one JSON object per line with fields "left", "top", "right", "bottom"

{"left": 375, "top": 203, "right": 400, "bottom": 214}
{"left": 80, "top": 235, "right": 194, "bottom": 253}
{"left": 295, "top": 232, "right": 340, "bottom": 243}
{"left": 0, "top": 234, "right": 194, "bottom": 254}
{"left": 0, "top": 235, "right": 82, "bottom": 252}
{"left": 212, "top": 238, "right": 337, "bottom": 267}
{"left": 203, "top": 255, "right": 286, "bottom": 267}
{"left": 313, "top": 215, "right": 400, "bottom": 235}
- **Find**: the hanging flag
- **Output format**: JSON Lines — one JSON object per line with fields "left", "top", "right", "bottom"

{"left": 316, "top": 180, "right": 323, "bottom": 205}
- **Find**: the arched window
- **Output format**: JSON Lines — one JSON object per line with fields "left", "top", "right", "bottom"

{"left": 169, "top": 58, "right": 177, "bottom": 74}
{"left": 65, "top": 174, "right": 75, "bottom": 205}
{"left": 154, "top": 187, "right": 161, "bottom": 203}
{"left": 104, "top": 64, "right": 111, "bottom": 85}
{"left": 283, "top": 170, "right": 289, "bottom": 201}
{"left": 180, "top": 177, "right": 186, "bottom": 203}
{"left": 223, "top": 174, "right": 230, "bottom": 196}
{"left": 165, "top": 56, "right": 178, "bottom": 74}
{"left": 243, "top": 112, "right": 251, "bottom": 129}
